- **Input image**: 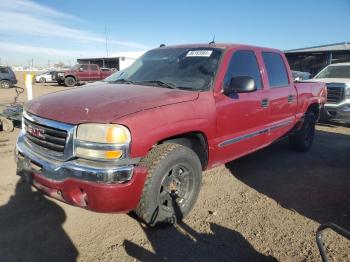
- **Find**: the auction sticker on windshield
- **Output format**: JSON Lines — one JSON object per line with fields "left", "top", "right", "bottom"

{"left": 186, "top": 50, "right": 213, "bottom": 57}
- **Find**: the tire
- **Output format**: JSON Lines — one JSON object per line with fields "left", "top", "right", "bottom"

{"left": 0, "top": 80, "right": 11, "bottom": 89}
{"left": 289, "top": 112, "right": 316, "bottom": 152}
{"left": 39, "top": 77, "right": 46, "bottom": 83}
{"left": 64, "top": 77, "right": 76, "bottom": 87}
{"left": 135, "top": 143, "right": 202, "bottom": 227}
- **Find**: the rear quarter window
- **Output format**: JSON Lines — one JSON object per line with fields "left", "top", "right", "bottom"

{"left": 262, "top": 52, "right": 289, "bottom": 88}
{"left": 0, "top": 67, "right": 9, "bottom": 74}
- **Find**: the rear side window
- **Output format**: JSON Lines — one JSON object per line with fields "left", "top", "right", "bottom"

{"left": 224, "top": 50, "right": 262, "bottom": 89}
{"left": 262, "top": 52, "right": 289, "bottom": 88}
{"left": 0, "top": 67, "right": 9, "bottom": 74}
{"left": 90, "top": 65, "right": 98, "bottom": 71}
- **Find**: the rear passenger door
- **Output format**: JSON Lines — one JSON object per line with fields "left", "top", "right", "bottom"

{"left": 215, "top": 50, "right": 267, "bottom": 163}
{"left": 260, "top": 52, "right": 297, "bottom": 144}
{"left": 89, "top": 65, "right": 99, "bottom": 80}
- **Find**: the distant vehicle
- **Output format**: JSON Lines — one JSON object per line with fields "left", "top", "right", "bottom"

{"left": 0, "top": 66, "right": 17, "bottom": 88}
{"left": 311, "top": 63, "right": 350, "bottom": 124}
{"left": 55, "top": 64, "right": 113, "bottom": 87}
{"left": 35, "top": 71, "right": 56, "bottom": 83}
{"left": 83, "top": 69, "right": 121, "bottom": 87}
{"left": 292, "top": 70, "right": 311, "bottom": 81}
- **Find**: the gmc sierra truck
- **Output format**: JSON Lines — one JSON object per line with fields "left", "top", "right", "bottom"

{"left": 16, "top": 44, "right": 326, "bottom": 226}
{"left": 55, "top": 64, "right": 112, "bottom": 87}
{"left": 312, "top": 63, "right": 350, "bottom": 124}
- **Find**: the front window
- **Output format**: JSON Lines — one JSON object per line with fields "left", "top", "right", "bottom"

{"left": 314, "top": 65, "right": 350, "bottom": 79}
{"left": 106, "top": 47, "right": 223, "bottom": 91}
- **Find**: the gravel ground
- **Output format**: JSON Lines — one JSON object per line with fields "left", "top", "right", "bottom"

{"left": 0, "top": 73, "right": 349, "bottom": 261}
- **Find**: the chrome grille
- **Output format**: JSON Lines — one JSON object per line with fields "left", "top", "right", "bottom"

{"left": 326, "top": 83, "right": 345, "bottom": 104}
{"left": 24, "top": 118, "right": 67, "bottom": 153}
{"left": 23, "top": 112, "right": 75, "bottom": 161}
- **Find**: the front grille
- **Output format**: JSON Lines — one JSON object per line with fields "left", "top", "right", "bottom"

{"left": 326, "top": 84, "right": 345, "bottom": 104}
{"left": 24, "top": 118, "right": 68, "bottom": 154}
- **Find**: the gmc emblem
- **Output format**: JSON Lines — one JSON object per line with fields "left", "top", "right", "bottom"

{"left": 26, "top": 125, "right": 45, "bottom": 139}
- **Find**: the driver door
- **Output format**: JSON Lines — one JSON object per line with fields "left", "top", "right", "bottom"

{"left": 214, "top": 50, "right": 268, "bottom": 164}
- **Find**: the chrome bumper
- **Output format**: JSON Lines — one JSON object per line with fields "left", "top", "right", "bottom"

{"left": 16, "top": 134, "right": 136, "bottom": 184}
{"left": 323, "top": 99, "right": 350, "bottom": 123}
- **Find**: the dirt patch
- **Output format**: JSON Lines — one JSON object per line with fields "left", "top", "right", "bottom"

{"left": 0, "top": 75, "right": 349, "bottom": 261}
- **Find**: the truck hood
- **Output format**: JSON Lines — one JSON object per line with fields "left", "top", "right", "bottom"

{"left": 308, "top": 78, "right": 350, "bottom": 85}
{"left": 25, "top": 83, "right": 199, "bottom": 124}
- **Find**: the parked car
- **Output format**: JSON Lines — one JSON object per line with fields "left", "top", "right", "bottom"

{"left": 55, "top": 64, "right": 113, "bottom": 87}
{"left": 35, "top": 71, "right": 56, "bottom": 83}
{"left": 311, "top": 63, "right": 350, "bottom": 123}
{"left": 0, "top": 66, "right": 17, "bottom": 88}
{"left": 16, "top": 43, "right": 326, "bottom": 226}
{"left": 292, "top": 70, "right": 311, "bottom": 81}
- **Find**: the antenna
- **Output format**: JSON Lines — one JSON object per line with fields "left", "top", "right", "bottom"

{"left": 105, "top": 25, "right": 109, "bottom": 58}
{"left": 209, "top": 35, "right": 215, "bottom": 45}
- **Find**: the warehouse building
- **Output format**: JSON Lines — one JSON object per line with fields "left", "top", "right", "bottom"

{"left": 285, "top": 42, "right": 350, "bottom": 77}
{"left": 77, "top": 51, "right": 145, "bottom": 71}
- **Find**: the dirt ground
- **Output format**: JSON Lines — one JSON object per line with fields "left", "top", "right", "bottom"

{"left": 0, "top": 72, "right": 349, "bottom": 261}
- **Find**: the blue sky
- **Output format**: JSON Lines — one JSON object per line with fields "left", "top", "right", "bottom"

{"left": 0, "top": 0, "right": 349, "bottom": 67}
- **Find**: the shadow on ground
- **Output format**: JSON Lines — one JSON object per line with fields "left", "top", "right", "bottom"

{"left": 226, "top": 129, "right": 350, "bottom": 229}
{"left": 0, "top": 180, "right": 78, "bottom": 262}
{"left": 124, "top": 221, "right": 277, "bottom": 262}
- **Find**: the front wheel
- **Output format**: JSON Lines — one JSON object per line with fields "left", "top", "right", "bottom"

{"left": 135, "top": 143, "right": 202, "bottom": 227}
{"left": 39, "top": 77, "right": 46, "bottom": 83}
{"left": 64, "top": 77, "right": 76, "bottom": 87}
{"left": 0, "top": 80, "right": 11, "bottom": 89}
{"left": 289, "top": 112, "right": 316, "bottom": 152}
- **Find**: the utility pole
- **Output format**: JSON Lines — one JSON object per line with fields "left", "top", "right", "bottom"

{"left": 105, "top": 25, "right": 109, "bottom": 58}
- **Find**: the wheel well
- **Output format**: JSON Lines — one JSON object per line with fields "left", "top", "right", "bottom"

{"left": 158, "top": 132, "right": 208, "bottom": 170}
{"left": 65, "top": 75, "right": 76, "bottom": 80}
{"left": 307, "top": 103, "right": 320, "bottom": 120}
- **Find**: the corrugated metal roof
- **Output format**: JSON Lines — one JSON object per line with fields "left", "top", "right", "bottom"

{"left": 285, "top": 42, "right": 350, "bottom": 53}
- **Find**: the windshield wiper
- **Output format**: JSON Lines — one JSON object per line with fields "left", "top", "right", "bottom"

{"left": 138, "top": 80, "right": 177, "bottom": 89}
{"left": 110, "top": 78, "right": 134, "bottom": 84}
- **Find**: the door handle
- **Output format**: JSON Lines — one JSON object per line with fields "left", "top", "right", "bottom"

{"left": 287, "top": 94, "right": 294, "bottom": 103}
{"left": 261, "top": 98, "right": 269, "bottom": 108}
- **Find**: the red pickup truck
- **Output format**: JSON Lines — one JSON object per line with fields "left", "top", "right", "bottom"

{"left": 55, "top": 64, "right": 113, "bottom": 87}
{"left": 16, "top": 44, "right": 326, "bottom": 226}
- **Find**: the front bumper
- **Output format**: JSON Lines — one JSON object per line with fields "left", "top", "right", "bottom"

{"left": 16, "top": 135, "right": 147, "bottom": 213}
{"left": 321, "top": 99, "right": 350, "bottom": 123}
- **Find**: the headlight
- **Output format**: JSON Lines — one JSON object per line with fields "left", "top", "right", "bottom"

{"left": 345, "top": 87, "right": 350, "bottom": 97}
{"left": 75, "top": 124, "right": 131, "bottom": 160}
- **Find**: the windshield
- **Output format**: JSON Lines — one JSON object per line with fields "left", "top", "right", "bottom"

{"left": 106, "top": 47, "right": 223, "bottom": 91}
{"left": 314, "top": 65, "right": 350, "bottom": 79}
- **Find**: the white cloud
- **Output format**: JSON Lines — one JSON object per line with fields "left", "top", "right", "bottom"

{"left": 1, "top": 0, "right": 83, "bottom": 22}
{"left": 0, "top": 42, "right": 103, "bottom": 58}
{"left": 0, "top": 0, "right": 150, "bottom": 55}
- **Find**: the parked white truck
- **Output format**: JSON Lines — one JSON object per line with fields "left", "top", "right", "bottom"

{"left": 312, "top": 63, "right": 350, "bottom": 124}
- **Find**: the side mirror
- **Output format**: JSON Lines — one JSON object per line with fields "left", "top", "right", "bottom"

{"left": 224, "top": 76, "right": 257, "bottom": 95}
{"left": 79, "top": 67, "right": 84, "bottom": 72}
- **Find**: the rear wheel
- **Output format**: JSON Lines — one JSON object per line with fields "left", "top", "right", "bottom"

{"left": 64, "top": 77, "right": 76, "bottom": 87}
{"left": 289, "top": 112, "right": 316, "bottom": 152}
{"left": 0, "top": 80, "right": 11, "bottom": 89}
{"left": 135, "top": 143, "right": 202, "bottom": 227}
